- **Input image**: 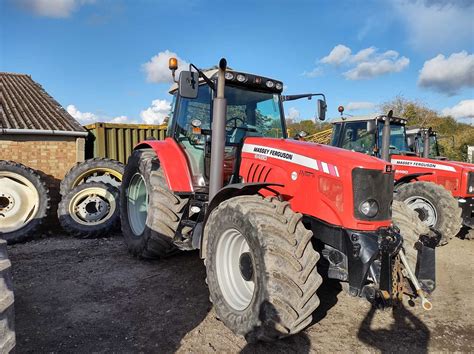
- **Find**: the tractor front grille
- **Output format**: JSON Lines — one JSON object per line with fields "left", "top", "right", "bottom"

{"left": 352, "top": 168, "right": 394, "bottom": 221}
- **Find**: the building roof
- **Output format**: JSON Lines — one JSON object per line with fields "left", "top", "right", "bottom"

{"left": 0, "top": 73, "right": 86, "bottom": 132}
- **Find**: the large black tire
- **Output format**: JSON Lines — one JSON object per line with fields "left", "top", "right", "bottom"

{"left": 120, "top": 149, "right": 188, "bottom": 259}
{"left": 205, "top": 195, "right": 322, "bottom": 342}
{"left": 0, "top": 240, "right": 15, "bottom": 352}
{"left": 60, "top": 158, "right": 124, "bottom": 196}
{"left": 392, "top": 200, "right": 430, "bottom": 268}
{"left": 395, "top": 181, "right": 462, "bottom": 245}
{"left": 58, "top": 182, "right": 120, "bottom": 238}
{"left": 0, "top": 160, "right": 50, "bottom": 244}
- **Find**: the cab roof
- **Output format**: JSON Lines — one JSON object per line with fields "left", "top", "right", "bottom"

{"left": 331, "top": 114, "right": 407, "bottom": 125}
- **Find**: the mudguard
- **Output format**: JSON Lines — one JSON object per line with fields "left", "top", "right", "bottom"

{"left": 135, "top": 138, "right": 193, "bottom": 192}
{"left": 394, "top": 172, "right": 432, "bottom": 188}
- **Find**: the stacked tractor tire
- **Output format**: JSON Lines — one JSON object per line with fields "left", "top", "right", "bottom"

{"left": 0, "top": 158, "right": 123, "bottom": 244}
{"left": 58, "top": 158, "right": 123, "bottom": 238}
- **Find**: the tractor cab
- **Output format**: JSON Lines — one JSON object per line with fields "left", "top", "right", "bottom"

{"left": 330, "top": 114, "right": 413, "bottom": 157}
{"left": 406, "top": 127, "right": 443, "bottom": 159}
{"left": 167, "top": 67, "right": 327, "bottom": 192}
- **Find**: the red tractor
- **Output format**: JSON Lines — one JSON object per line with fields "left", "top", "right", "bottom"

{"left": 330, "top": 113, "right": 474, "bottom": 243}
{"left": 120, "top": 58, "right": 435, "bottom": 341}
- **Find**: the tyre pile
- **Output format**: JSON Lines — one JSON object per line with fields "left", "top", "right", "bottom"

{"left": 0, "top": 158, "right": 123, "bottom": 244}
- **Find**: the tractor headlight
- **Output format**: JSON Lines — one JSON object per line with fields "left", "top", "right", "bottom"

{"left": 236, "top": 74, "right": 247, "bottom": 82}
{"left": 266, "top": 80, "right": 274, "bottom": 88}
{"left": 469, "top": 185, "right": 474, "bottom": 194}
{"left": 225, "top": 72, "right": 234, "bottom": 80}
{"left": 276, "top": 82, "right": 283, "bottom": 90}
{"left": 359, "top": 199, "right": 379, "bottom": 218}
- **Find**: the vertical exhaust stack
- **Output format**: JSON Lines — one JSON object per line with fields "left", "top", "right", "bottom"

{"left": 423, "top": 129, "right": 430, "bottom": 159}
{"left": 380, "top": 110, "right": 393, "bottom": 162}
{"left": 209, "top": 58, "right": 228, "bottom": 200}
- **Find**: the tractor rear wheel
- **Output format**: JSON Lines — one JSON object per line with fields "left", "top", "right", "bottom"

{"left": 58, "top": 182, "right": 120, "bottom": 238}
{"left": 60, "top": 158, "right": 124, "bottom": 196}
{"left": 0, "top": 161, "right": 50, "bottom": 244}
{"left": 395, "top": 181, "right": 462, "bottom": 245}
{"left": 392, "top": 200, "right": 430, "bottom": 268}
{"left": 120, "top": 149, "right": 188, "bottom": 258}
{"left": 205, "top": 195, "right": 322, "bottom": 342}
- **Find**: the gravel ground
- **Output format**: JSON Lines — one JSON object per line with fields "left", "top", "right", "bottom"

{"left": 8, "top": 233, "right": 474, "bottom": 353}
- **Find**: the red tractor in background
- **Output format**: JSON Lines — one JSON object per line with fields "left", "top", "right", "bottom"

{"left": 120, "top": 58, "right": 435, "bottom": 342}
{"left": 330, "top": 112, "right": 474, "bottom": 243}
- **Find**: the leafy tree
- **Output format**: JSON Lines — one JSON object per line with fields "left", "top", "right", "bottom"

{"left": 380, "top": 96, "right": 474, "bottom": 161}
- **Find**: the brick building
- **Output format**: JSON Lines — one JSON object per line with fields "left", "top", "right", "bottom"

{"left": 0, "top": 72, "right": 88, "bottom": 221}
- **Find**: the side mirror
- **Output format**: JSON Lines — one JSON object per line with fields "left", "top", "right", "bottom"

{"left": 366, "top": 120, "right": 376, "bottom": 133}
{"left": 317, "top": 99, "right": 327, "bottom": 121}
{"left": 178, "top": 71, "right": 199, "bottom": 99}
{"left": 294, "top": 131, "right": 308, "bottom": 140}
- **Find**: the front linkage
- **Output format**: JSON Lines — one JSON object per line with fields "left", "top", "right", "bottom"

{"left": 310, "top": 219, "right": 435, "bottom": 310}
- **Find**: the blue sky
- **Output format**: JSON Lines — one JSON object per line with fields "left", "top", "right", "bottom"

{"left": 1, "top": 0, "right": 473, "bottom": 125}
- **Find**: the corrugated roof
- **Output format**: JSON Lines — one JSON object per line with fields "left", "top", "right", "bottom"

{"left": 0, "top": 72, "right": 86, "bottom": 132}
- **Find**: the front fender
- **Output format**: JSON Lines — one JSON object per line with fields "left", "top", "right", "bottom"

{"left": 135, "top": 138, "right": 193, "bottom": 192}
{"left": 394, "top": 172, "right": 432, "bottom": 188}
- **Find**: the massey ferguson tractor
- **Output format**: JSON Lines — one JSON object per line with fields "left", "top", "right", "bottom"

{"left": 330, "top": 111, "right": 474, "bottom": 243}
{"left": 120, "top": 58, "right": 435, "bottom": 342}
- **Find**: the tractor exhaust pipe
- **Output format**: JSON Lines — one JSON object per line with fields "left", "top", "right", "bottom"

{"left": 209, "top": 58, "right": 228, "bottom": 200}
{"left": 422, "top": 129, "right": 430, "bottom": 159}
{"left": 380, "top": 110, "right": 393, "bottom": 162}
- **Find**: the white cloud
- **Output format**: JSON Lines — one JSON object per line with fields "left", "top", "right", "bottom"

{"left": 315, "top": 44, "right": 409, "bottom": 80}
{"left": 142, "top": 50, "right": 190, "bottom": 83}
{"left": 320, "top": 44, "right": 352, "bottom": 65}
{"left": 67, "top": 104, "right": 98, "bottom": 124}
{"left": 15, "top": 0, "right": 95, "bottom": 18}
{"left": 346, "top": 102, "right": 376, "bottom": 111}
{"left": 351, "top": 47, "right": 376, "bottom": 63}
{"left": 391, "top": 0, "right": 474, "bottom": 52}
{"left": 140, "top": 99, "right": 171, "bottom": 125}
{"left": 302, "top": 67, "right": 323, "bottom": 78}
{"left": 286, "top": 107, "right": 300, "bottom": 121}
{"left": 418, "top": 51, "right": 474, "bottom": 96}
{"left": 442, "top": 100, "right": 474, "bottom": 120}
{"left": 67, "top": 105, "right": 130, "bottom": 124}
{"left": 344, "top": 55, "right": 409, "bottom": 80}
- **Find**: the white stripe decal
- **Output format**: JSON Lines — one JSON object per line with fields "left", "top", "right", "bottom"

{"left": 242, "top": 143, "right": 339, "bottom": 177}
{"left": 391, "top": 159, "right": 456, "bottom": 172}
{"left": 321, "top": 162, "right": 330, "bottom": 174}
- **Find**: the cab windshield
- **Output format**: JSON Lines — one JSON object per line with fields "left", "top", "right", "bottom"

{"left": 173, "top": 84, "right": 285, "bottom": 146}
{"left": 377, "top": 123, "right": 409, "bottom": 154}
{"left": 417, "top": 135, "right": 440, "bottom": 158}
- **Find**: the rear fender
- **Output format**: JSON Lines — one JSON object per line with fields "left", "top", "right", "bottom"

{"left": 135, "top": 138, "right": 193, "bottom": 192}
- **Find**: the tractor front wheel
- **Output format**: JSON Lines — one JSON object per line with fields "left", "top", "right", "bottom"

{"left": 205, "top": 195, "right": 322, "bottom": 342}
{"left": 395, "top": 181, "right": 462, "bottom": 245}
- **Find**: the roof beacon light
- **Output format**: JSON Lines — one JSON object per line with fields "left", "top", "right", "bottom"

{"left": 169, "top": 57, "right": 178, "bottom": 71}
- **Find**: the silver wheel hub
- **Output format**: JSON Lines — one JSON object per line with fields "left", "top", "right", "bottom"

{"left": 405, "top": 196, "right": 437, "bottom": 227}
{"left": 68, "top": 186, "right": 116, "bottom": 226}
{"left": 127, "top": 173, "right": 148, "bottom": 236}
{"left": 75, "top": 196, "right": 109, "bottom": 222}
{"left": 215, "top": 228, "right": 255, "bottom": 311}
{"left": 0, "top": 173, "right": 39, "bottom": 233}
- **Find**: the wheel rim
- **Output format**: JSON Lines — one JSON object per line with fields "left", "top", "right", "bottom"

{"left": 72, "top": 168, "right": 122, "bottom": 189}
{"left": 68, "top": 187, "right": 116, "bottom": 226}
{"left": 0, "top": 172, "right": 40, "bottom": 233}
{"left": 127, "top": 173, "right": 148, "bottom": 236}
{"left": 215, "top": 228, "right": 255, "bottom": 311}
{"left": 404, "top": 196, "right": 438, "bottom": 227}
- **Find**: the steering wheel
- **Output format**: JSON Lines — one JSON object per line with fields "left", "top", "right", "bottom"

{"left": 226, "top": 117, "right": 246, "bottom": 132}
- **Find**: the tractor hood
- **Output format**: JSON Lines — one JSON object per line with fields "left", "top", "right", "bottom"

{"left": 243, "top": 137, "right": 391, "bottom": 174}
{"left": 391, "top": 154, "right": 465, "bottom": 175}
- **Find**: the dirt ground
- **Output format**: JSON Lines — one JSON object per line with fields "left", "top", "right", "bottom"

{"left": 8, "top": 233, "right": 474, "bottom": 353}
